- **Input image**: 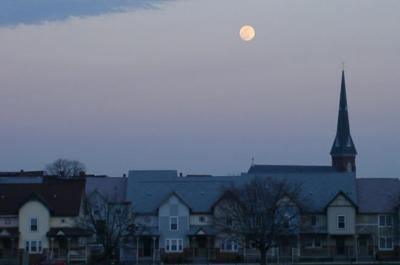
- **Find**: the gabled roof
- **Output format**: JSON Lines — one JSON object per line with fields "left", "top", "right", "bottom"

{"left": 157, "top": 191, "right": 192, "bottom": 211}
{"left": 0, "top": 227, "right": 19, "bottom": 238}
{"left": 0, "top": 179, "right": 85, "bottom": 216}
{"left": 47, "top": 227, "right": 92, "bottom": 237}
{"left": 18, "top": 192, "right": 53, "bottom": 213}
{"left": 324, "top": 190, "right": 358, "bottom": 210}
{"left": 188, "top": 225, "right": 217, "bottom": 236}
{"left": 357, "top": 178, "right": 400, "bottom": 213}
{"left": 127, "top": 170, "right": 234, "bottom": 214}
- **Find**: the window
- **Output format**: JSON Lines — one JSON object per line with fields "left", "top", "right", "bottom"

{"left": 31, "top": 241, "right": 37, "bottom": 252}
{"left": 337, "top": 215, "right": 345, "bottom": 229}
{"left": 165, "top": 239, "right": 183, "bottom": 253}
{"left": 311, "top": 215, "right": 317, "bottom": 226}
{"left": 220, "top": 239, "right": 239, "bottom": 252}
{"left": 4, "top": 218, "right": 11, "bottom": 225}
{"left": 30, "top": 218, "right": 38, "bottom": 232}
{"left": 379, "top": 237, "right": 393, "bottom": 250}
{"left": 379, "top": 215, "right": 393, "bottom": 227}
{"left": 25, "top": 240, "right": 42, "bottom": 253}
{"left": 305, "top": 238, "right": 321, "bottom": 249}
{"left": 170, "top": 216, "right": 178, "bottom": 231}
{"left": 199, "top": 216, "right": 206, "bottom": 223}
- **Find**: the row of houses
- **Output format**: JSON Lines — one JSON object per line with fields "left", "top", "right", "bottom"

{"left": 1, "top": 71, "right": 399, "bottom": 264}
{"left": 1, "top": 169, "right": 399, "bottom": 264}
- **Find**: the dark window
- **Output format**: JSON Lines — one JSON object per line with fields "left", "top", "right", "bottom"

{"left": 170, "top": 216, "right": 178, "bottom": 231}
{"left": 30, "top": 218, "right": 38, "bottom": 232}
{"left": 337, "top": 216, "right": 345, "bottom": 229}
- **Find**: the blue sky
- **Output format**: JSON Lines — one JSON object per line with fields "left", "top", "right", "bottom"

{"left": 0, "top": 0, "right": 399, "bottom": 177}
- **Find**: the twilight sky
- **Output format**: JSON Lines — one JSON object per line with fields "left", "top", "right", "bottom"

{"left": 0, "top": 0, "right": 399, "bottom": 178}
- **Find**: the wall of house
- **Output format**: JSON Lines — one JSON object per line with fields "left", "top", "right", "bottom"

{"left": 190, "top": 214, "right": 213, "bottom": 226}
{"left": 0, "top": 216, "right": 18, "bottom": 227}
{"left": 18, "top": 200, "right": 50, "bottom": 249}
{"left": 327, "top": 195, "right": 356, "bottom": 235}
{"left": 50, "top": 217, "right": 75, "bottom": 227}
{"left": 136, "top": 215, "right": 158, "bottom": 227}
{"left": 158, "top": 195, "right": 190, "bottom": 249}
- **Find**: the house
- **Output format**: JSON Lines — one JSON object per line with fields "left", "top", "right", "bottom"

{"left": 0, "top": 178, "right": 90, "bottom": 265}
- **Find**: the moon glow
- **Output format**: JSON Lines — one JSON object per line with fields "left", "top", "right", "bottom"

{"left": 240, "top": 25, "right": 255, "bottom": 42}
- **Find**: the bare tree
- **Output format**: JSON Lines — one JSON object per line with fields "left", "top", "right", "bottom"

{"left": 45, "top": 158, "right": 85, "bottom": 178}
{"left": 214, "top": 177, "right": 307, "bottom": 265}
{"left": 78, "top": 191, "right": 136, "bottom": 262}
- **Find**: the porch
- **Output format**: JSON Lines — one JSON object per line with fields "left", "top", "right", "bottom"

{"left": 46, "top": 227, "right": 91, "bottom": 264}
{"left": 327, "top": 235, "right": 357, "bottom": 261}
{"left": 0, "top": 228, "right": 19, "bottom": 265}
{"left": 121, "top": 227, "right": 160, "bottom": 263}
{"left": 187, "top": 226, "right": 217, "bottom": 262}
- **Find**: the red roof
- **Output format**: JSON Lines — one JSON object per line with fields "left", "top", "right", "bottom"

{"left": 0, "top": 179, "right": 85, "bottom": 216}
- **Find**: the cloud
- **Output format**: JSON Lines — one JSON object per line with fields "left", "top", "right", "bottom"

{"left": 0, "top": 0, "right": 167, "bottom": 27}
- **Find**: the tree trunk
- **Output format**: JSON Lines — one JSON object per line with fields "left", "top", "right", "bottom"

{"left": 260, "top": 248, "right": 267, "bottom": 265}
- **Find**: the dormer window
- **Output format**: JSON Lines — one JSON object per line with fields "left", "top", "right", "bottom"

{"left": 30, "top": 218, "right": 38, "bottom": 232}
{"left": 170, "top": 216, "right": 178, "bottom": 231}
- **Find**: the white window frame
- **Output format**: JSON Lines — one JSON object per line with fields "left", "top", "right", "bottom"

{"left": 30, "top": 217, "right": 38, "bottom": 232}
{"left": 169, "top": 216, "right": 179, "bottom": 231}
{"left": 379, "top": 236, "right": 393, "bottom": 251}
{"left": 378, "top": 215, "right": 393, "bottom": 227}
{"left": 220, "top": 239, "right": 239, "bottom": 252}
{"left": 25, "top": 240, "right": 43, "bottom": 253}
{"left": 337, "top": 215, "right": 345, "bottom": 229}
{"left": 165, "top": 238, "right": 183, "bottom": 253}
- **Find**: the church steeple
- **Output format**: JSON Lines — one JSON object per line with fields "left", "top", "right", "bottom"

{"left": 330, "top": 70, "right": 357, "bottom": 172}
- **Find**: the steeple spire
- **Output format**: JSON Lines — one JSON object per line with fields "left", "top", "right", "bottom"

{"left": 330, "top": 70, "right": 357, "bottom": 172}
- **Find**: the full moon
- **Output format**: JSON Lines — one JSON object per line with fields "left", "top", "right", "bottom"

{"left": 240, "top": 25, "right": 255, "bottom": 42}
